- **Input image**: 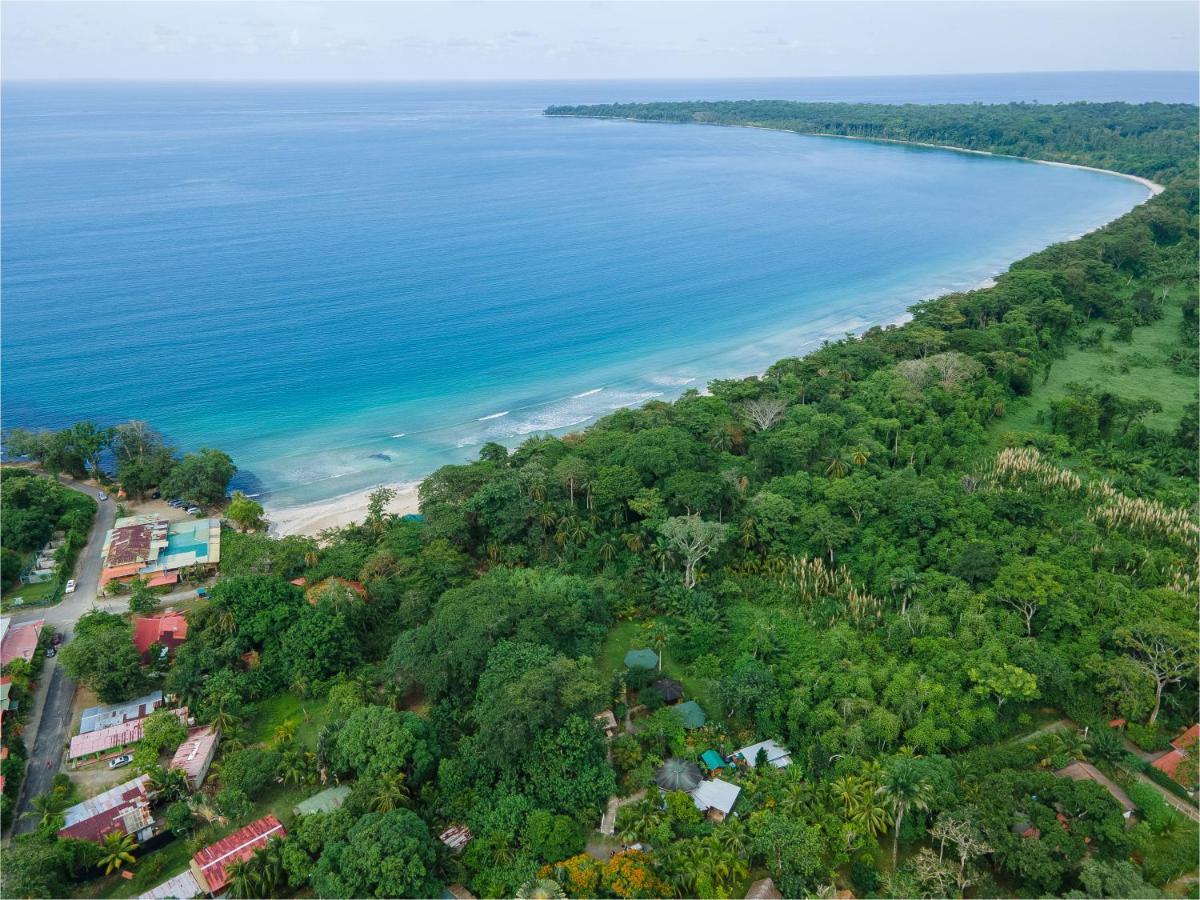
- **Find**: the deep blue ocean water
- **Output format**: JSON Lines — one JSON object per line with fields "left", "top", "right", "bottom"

{"left": 2, "top": 73, "right": 1190, "bottom": 506}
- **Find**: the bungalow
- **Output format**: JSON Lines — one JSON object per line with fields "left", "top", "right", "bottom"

{"left": 0, "top": 617, "right": 44, "bottom": 669}
{"left": 1151, "top": 724, "right": 1199, "bottom": 787}
{"left": 732, "top": 739, "right": 792, "bottom": 769}
{"left": 138, "top": 869, "right": 201, "bottom": 900}
{"left": 439, "top": 824, "right": 474, "bottom": 850}
{"left": 594, "top": 710, "right": 619, "bottom": 739}
{"left": 690, "top": 778, "right": 741, "bottom": 822}
{"left": 134, "top": 613, "right": 189, "bottom": 661}
{"left": 190, "top": 814, "right": 286, "bottom": 895}
{"left": 1054, "top": 761, "right": 1136, "bottom": 819}
{"left": 672, "top": 700, "right": 707, "bottom": 730}
{"left": 70, "top": 707, "right": 188, "bottom": 763}
{"left": 169, "top": 725, "right": 220, "bottom": 790}
{"left": 745, "top": 878, "right": 783, "bottom": 899}
{"left": 0, "top": 676, "right": 13, "bottom": 715}
{"left": 304, "top": 577, "right": 368, "bottom": 605}
{"left": 294, "top": 785, "right": 352, "bottom": 816}
{"left": 79, "top": 690, "right": 164, "bottom": 734}
{"left": 59, "top": 775, "right": 155, "bottom": 843}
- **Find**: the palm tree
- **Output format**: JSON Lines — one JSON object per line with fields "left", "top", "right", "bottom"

{"left": 877, "top": 757, "right": 935, "bottom": 868}
{"left": 889, "top": 566, "right": 919, "bottom": 616}
{"left": 210, "top": 703, "right": 241, "bottom": 735}
{"left": 851, "top": 797, "right": 894, "bottom": 838}
{"left": 516, "top": 878, "right": 566, "bottom": 899}
{"left": 825, "top": 454, "right": 850, "bottom": 479}
{"left": 278, "top": 749, "right": 309, "bottom": 785}
{"left": 97, "top": 830, "right": 138, "bottom": 875}
{"left": 144, "top": 765, "right": 189, "bottom": 802}
{"left": 851, "top": 446, "right": 871, "bottom": 467}
{"left": 271, "top": 719, "right": 298, "bottom": 748}
{"left": 623, "top": 531, "right": 645, "bottom": 554}
{"left": 713, "top": 818, "right": 750, "bottom": 857}
{"left": 28, "top": 791, "right": 70, "bottom": 829}
{"left": 227, "top": 839, "right": 285, "bottom": 899}
{"left": 369, "top": 770, "right": 411, "bottom": 813}
{"left": 598, "top": 541, "right": 617, "bottom": 565}
{"left": 649, "top": 623, "right": 669, "bottom": 671}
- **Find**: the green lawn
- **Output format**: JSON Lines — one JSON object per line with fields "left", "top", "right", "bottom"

{"left": 598, "top": 619, "right": 723, "bottom": 719}
{"left": 1, "top": 578, "right": 58, "bottom": 612}
{"left": 994, "top": 300, "right": 1194, "bottom": 442}
{"left": 248, "top": 693, "right": 332, "bottom": 750}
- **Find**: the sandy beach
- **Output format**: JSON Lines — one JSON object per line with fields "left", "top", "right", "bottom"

{"left": 263, "top": 128, "right": 1158, "bottom": 541}
{"left": 267, "top": 482, "right": 421, "bottom": 538}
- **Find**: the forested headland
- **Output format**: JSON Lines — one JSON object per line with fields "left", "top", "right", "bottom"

{"left": 4, "top": 102, "right": 1198, "bottom": 899}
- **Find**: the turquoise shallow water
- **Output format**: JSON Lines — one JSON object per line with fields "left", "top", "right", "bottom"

{"left": 0, "top": 77, "right": 1175, "bottom": 506}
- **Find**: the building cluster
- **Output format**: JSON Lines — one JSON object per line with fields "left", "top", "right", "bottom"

{"left": 99, "top": 515, "right": 220, "bottom": 590}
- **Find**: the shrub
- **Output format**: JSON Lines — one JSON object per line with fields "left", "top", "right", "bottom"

{"left": 1126, "top": 723, "right": 1168, "bottom": 753}
{"left": 1127, "top": 783, "right": 1179, "bottom": 834}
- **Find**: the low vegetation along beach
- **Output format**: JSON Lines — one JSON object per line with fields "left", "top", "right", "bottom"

{"left": 2, "top": 99, "right": 1197, "bottom": 900}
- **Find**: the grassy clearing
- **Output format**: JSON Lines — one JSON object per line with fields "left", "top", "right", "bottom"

{"left": 995, "top": 301, "right": 1193, "bottom": 442}
{"left": 248, "top": 693, "right": 331, "bottom": 750}
{"left": 598, "top": 619, "right": 722, "bottom": 718}
{"left": 1, "top": 577, "right": 58, "bottom": 611}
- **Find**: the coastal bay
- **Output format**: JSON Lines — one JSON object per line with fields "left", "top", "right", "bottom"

{"left": 0, "top": 79, "right": 1168, "bottom": 529}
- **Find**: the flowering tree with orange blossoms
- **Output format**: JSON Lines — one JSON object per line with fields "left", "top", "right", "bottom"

{"left": 543, "top": 854, "right": 600, "bottom": 898}
{"left": 601, "top": 850, "right": 671, "bottom": 899}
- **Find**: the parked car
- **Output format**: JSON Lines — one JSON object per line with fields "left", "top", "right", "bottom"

{"left": 167, "top": 498, "right": 184, "bottom": 508}
{"left": 64, "top": 579, "right": 77, "bottom": 593}
{"left": 44, "top": 646, "right": 56, "bottom": 658}
{"left": 97, "top": 492, "right": 107, "bottom": 501}
{"left": 108, "top": 754, "right": 134, "bottom": 769}
{"left": 186, "top": 507, "right": 201, "bottom": 516}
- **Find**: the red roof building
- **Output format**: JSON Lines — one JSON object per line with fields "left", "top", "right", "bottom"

{"left": 58, "top": 775, "right": 155, "bottom": 843}
{"left": 1151, "top": 724, "right": 1199, "bottom": 786}
{"left": 1, "top": 618, "right": 44, "bottom": 669}
{"left": 1171, "top": 724, "right": 1200, "bottom": 753}
{"left": 133, "top": 613, "right": 189, "bottom": 660}
{"left": 69, "top": 707, "right": 188, "bottom": 761}
{"left": 190, "top": 814, "right": 287, "bottom": 894}
{"left": 170, "top": 725, "right": 220, "bottom": 790}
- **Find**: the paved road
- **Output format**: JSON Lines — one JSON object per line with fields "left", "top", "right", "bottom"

{"left": 8, "top": 477, "right": 113, "bottom": 835}
{"left": 6, "top": 476, "right": 211, "bottom": 837}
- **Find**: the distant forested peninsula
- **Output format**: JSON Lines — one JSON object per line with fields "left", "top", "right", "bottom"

{"left": 545, "top": 100, "right": 1199, "bottom": 184}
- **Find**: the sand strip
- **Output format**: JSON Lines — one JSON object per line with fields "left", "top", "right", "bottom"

{"left": 267, "top": 483, "right": 421, "bottom": 538}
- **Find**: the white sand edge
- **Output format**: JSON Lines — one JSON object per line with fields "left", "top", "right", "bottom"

{"left": 269, "top": 123, "right": 1164, "bottom": 538}
{"left": 547, "top": 114, "right": 1166, "bottom": 198}
{"left": 267, "top": 482, "right": 421, "bottom": 538}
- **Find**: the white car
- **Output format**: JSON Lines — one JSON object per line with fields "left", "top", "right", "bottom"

{"left": 108, "top": 754, "right": 134, "bottom": 769}
{"left": 97, "top": 492, "right": 108, "bottom": 501}
{"left": 186, "top": 507, "right": 201, "bottom": 516}
{"left": 64, "top": 579, "right": 77, "bottom": 593}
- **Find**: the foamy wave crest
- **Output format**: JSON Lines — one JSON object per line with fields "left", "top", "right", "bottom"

{"left": 452, "top": 387, "right": 665, "bottom": 449}
{"left": 646, "top": 374, "right": 697, "bottom": 387}
{"left": 478, "top": 410, "right": 509, "bottom": 421}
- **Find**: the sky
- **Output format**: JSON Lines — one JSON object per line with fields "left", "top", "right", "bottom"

{"left": 3, "top": 1, "right": 1197, "bottom": 82}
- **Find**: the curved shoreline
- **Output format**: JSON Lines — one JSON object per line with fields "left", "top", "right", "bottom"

{"left": 267, "top": 119, "right": 1162, "bottom": 537}
{"left": 544, "top": 113, "right": 1165, "bottom": 198}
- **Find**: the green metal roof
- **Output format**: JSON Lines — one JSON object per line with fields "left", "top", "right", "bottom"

{"left": 673, "top": 700, "right": 707, "bottom": 729}
{"left": 701, "top": 749, "right": 726, "bottom": 771}
{"left": 293, "top": 784, "right": 351, "bottom": 816}
{"left": 624, "top": 648, "right": 659, "bottom": 670}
